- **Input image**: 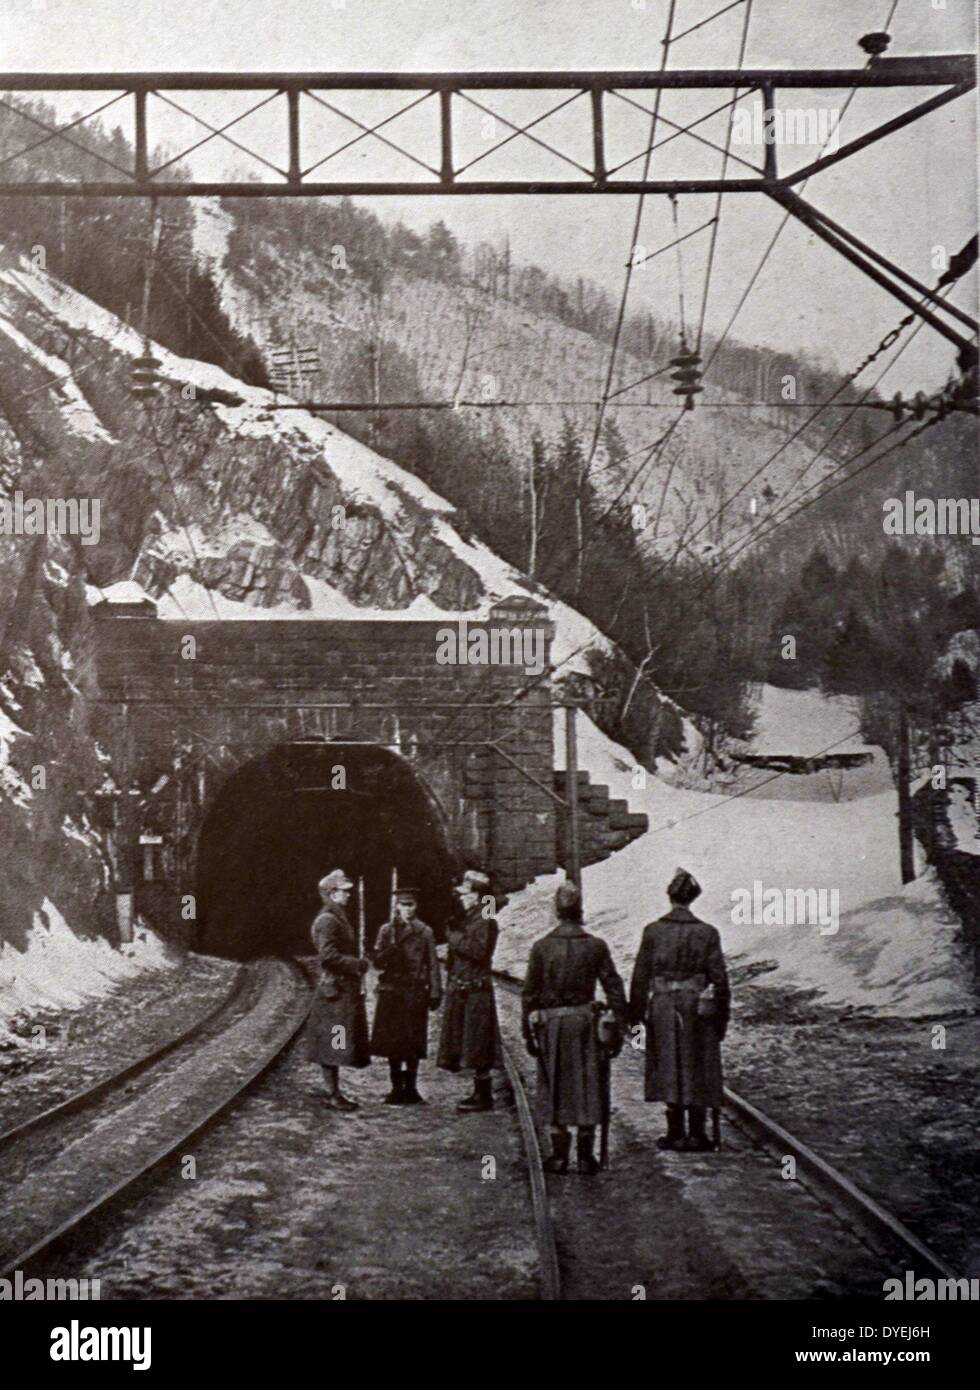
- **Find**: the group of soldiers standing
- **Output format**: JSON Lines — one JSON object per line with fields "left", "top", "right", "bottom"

{"left": 305, "top": 862, "right": 731, "bottom": 1168}
{"left": 306, "top": 866, "right": 500, "bottom": 1112}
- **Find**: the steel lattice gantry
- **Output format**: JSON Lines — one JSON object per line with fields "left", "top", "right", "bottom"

{"left": 2, "top": 56, "right": 975, "bottom": 350}
{"left": 0, "top": 56, "right": 974, "bottom": 197}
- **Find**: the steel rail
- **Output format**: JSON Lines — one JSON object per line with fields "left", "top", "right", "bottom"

{"left": 499, "top": 1036, "right": 562, "bottom": 1301}
{"left": 492, "top": 971, "right": 960, "bottom": 1284}
{"left": 722, "top": 1086, "right": 959, "bottom": 1282}
{"left": 0, "top": 964, "right": 247, "bottom": 1152}
{"left": 0, "top": 959, "right": 312, "bottom": 1278}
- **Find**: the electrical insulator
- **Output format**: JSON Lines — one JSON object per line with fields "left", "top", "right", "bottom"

{"left": 891, "top": 391, "right": 904, "bottom": 422}
{"left": 670, "top": 343, "right": 703, "bottom": 412}
{"left": 131, "top": 352, "right": 161, "bottom": 400}
{"left": 912, "top": 390, "right": 928, "bottom": 421}
{"left": 858, "top": 31, "right": 891, "bottom": 57}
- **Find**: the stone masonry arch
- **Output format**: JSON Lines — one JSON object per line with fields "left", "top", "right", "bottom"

{"left": 88, "top": 594, "right": 561, "bottom": 948}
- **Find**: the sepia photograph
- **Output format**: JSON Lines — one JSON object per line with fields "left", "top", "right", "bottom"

{"left": 0, "top": 0, "right": 977, "bottom": 1364}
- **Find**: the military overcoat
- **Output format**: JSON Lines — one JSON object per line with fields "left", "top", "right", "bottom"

{"left": 306, "top": 901, "right": 371, "bottom": 1068}
{"left": 437, "top": 904, "right": 500, "bottom": 1073}
{"left": 521, "top": 920, "right": 626, "bottom": 1128}
{"left": 370, "top": 916, "right": 442, "bottom": 1060}
{"left": 628, "top": 905, "right": 730, "bottom": 1107}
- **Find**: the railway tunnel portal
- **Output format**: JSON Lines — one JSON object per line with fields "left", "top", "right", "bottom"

{"left": 89, "top": 594, "right": 560, "bottom": 956}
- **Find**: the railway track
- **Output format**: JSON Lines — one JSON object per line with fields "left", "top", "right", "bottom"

{"left": 0, "top": 957, "right": 311, "bottom": 1278}
{"left": 0, "top": 964, "right": 248, "bottom": 1153}
{"left": 494, "top": 970, "right": 960, "bottom": 1299}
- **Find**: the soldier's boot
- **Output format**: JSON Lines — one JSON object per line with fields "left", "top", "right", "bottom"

{"left": 682, "top": 1106, "right": 713, "bottom": 1152}
{"left": 402, "top": 1061, "right": 425, "bottom": 1105}
{"left": 457, "top": 1076, "right": 493, "bottom": 1112}
{"left": 576, "top": 1126, "right": 601, "bottom": 1176}
{"left": 323, "top": 1067, "right": 360, "bottom": 1113}
{"left": 383, "top": 1061, "right": 405, "bottom": 1105}
{"left": 542, "top": 1127, "right": 571, "bottom": 1174}
{"left": 657, "top": 1104, "right": 686, "bottom": 1151}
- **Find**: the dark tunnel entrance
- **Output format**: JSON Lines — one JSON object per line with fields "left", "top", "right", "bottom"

{"left": 195, "top": 742, "right": 459, "bottom": 959}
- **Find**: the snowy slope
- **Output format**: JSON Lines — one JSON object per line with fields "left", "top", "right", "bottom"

{"left": 1, "top": 255, "right": 626, "bottom": 686}
{"left": 0, "top": 902, "right": 175, "bottom": 1044}
{"left": 500, "top": 693, "right": 973, "bottom": 1018}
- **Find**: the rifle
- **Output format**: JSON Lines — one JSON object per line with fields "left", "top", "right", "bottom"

{"left": 594, "top": 1005, "right": 618, "bottom": 1171}
{"left": 599, "top": 1055, "right": 611, "bottom": 1170}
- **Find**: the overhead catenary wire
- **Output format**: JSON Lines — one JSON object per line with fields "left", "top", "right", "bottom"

{"left": 592, "top": 0, "right": 755, "bottom": 533}
{"left": 669, "top": 195, "right": 688, "bottom": 343}
{"left": 656, "top": 277, "right": 965, "bottom": 577}
{"left": 699, "top": 0, "right": 903, "bottom": 385}
{"left": 264, "top": 395, "right": 952, "bottom": 413}
{"left": 699, "top": 411, "right": 934, "bottom": 585}
{"left": 476, "top": 3, "right": 920, "bottom": 753}
{"left": 434, "top": 0, "right": 766, "bottom": 756}
{"left": 581, "top": 0, "right": 680, "bottom": 483}
{"left": 673, "top": 412, "right": 925, "bottom": 620}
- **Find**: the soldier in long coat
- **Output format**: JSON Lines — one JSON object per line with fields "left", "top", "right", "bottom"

{"left": 522, "top": 883, "right": 626, "bottom": 1175}
{"left": 437, "top": 870, "right": 500, "bottom": 1112}
{"left": 628, "top": 868, "right": 730, "bottom": 1152}
{"left": 370, "top": 887, "right": 442, "bottom": 1105}
{"left": 306, "top": 868, "right": 371, "bottom": 1111}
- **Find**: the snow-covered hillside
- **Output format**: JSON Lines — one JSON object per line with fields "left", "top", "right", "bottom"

{"left": 501, "top": 686, "right": 973, "bottom": 1018}
{"left": 195, "top": 198, "right": 863, "bottom": 559}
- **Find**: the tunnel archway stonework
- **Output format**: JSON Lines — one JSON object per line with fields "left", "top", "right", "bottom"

{"left": 89, "top": 595, "right": 559, "bottom": 952}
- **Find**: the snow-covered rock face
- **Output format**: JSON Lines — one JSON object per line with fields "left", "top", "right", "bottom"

{"left": 0, "top": 248, "right": 605, "bottom": 629}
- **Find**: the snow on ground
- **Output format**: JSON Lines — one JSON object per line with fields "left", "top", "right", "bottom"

{"left": 947, "top": 780, "right": 979, "bottom": 855}
{"left": 746, "top": 684, "right": 873, "bottom": 756}
{"left": 0, "top": 258, "right": 454, "bottom": 525}
{"left": 0, "top": 313, "right": 116, "bottom": 445}
{"left": 0, "top": 901, "right": 176, "bottom": 1042}
{"left": 499, "top": 703, "right": 973, "bottom": 1019}
{"left": 0, "top": 704, "right": 31, "bottom": 808}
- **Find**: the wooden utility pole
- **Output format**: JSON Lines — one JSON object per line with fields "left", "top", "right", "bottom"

{"left": 897, "top": 700, "right": 916, "bottom": 885}
{"left": 564, "top": 702, "right": 582, "bottom": 897}
{"left": 527, "top": 442, "right": 539, "bottom": 578}
{"left": 112, "top": 704, "right": 136, "bottom": 944}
